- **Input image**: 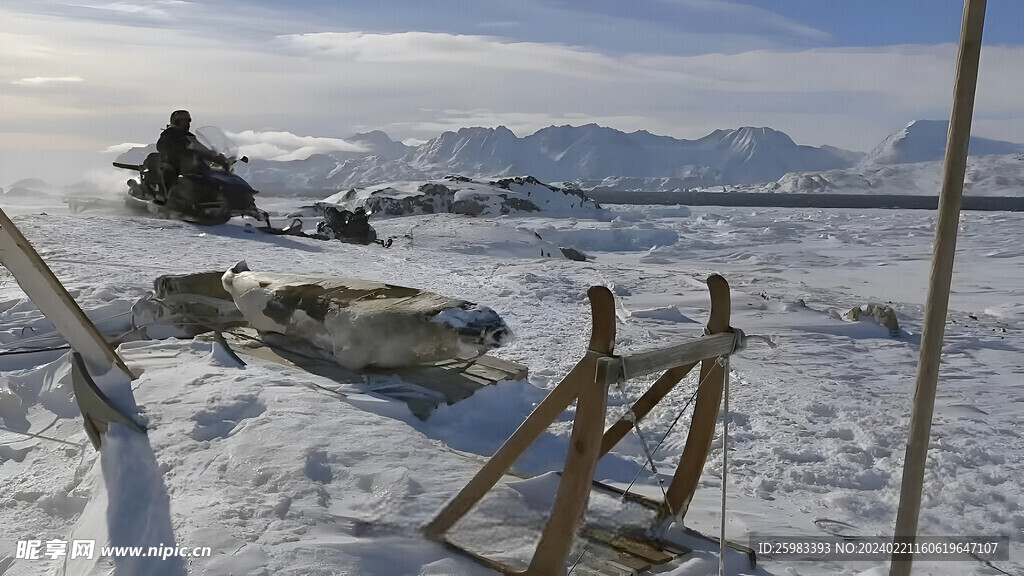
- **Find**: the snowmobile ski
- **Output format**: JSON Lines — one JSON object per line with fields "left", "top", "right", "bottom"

{"left": 250, "top": 218, "right": 394, "bottom": 247}
{"left": 253, "top": 218, "right": 309, "bottom": 237}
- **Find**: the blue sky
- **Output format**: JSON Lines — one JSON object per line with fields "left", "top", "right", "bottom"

{"left": 2, "top": 0, "right": 1023, "bottom": 186}
{"left": 733, "top": 1, "right": 1023, "bottom": 47}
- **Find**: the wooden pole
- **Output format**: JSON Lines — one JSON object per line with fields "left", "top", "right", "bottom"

{"left": 890, "top": 1, "right": 986, "bottom": 574}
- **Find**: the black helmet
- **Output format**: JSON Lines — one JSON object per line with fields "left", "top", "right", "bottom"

{"left": 169, "top": 110, "right": 191, "bottom": 126}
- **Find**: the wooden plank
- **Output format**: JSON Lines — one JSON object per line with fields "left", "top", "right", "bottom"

{"left": 464, "top": 362, "right": 514, "bottom": 382}
{"left": 606, "top": 554, "right": 650, "bottom": 573}
{"left": 438, "top": 540, "right": 521, "bottom": 575}
{"left": 891, "top": 3, "right": 988, "bottom": 575}
{"left": 216, "top": 329, "right": 527, "bottom": 411}
{"left": 572, "top": 543, "right": 641, "bottom": 576}
{"left": 571, "top": 551, "right": 634, "bottom": 576}
{"left": 474, "top": 354, "right": 530, "bottom": 380}
{"left": 585, "top": 478, "right": 663, "bottom": 512}
{"left": 582, "top": 527, "right": 677, "bottom": 564}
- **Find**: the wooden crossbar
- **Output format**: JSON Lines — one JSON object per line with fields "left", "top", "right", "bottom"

{"left": 618, "top": 332, "right": 736, "bottom": 380}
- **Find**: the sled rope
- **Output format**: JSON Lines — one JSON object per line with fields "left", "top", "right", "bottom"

{"left": 629, "top": 413, "right": 669, "bottom": 503}
{"left": 0, "top": 422, "right": 85, "bottom": 449}
{"left": 0, "top": 309, "right": 133, "bottom": 351}
{"left": 618, "top": 353, "right": 726, "bottom": 498}
{"left": 565, "top": 542, "right": 590, "bottom": 575}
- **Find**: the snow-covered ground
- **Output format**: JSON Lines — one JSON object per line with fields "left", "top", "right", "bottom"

{"left": 0, "top": 188, "right": 1021, "bottom": 576}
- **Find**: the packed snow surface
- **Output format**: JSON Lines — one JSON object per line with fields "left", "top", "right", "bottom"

{"left": 0, "top": 190, "right": 1022, "bottom": 576}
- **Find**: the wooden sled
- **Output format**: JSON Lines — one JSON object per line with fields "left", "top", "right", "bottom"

{"left": 425, "top": 276, "right": 755, "bottom": 575}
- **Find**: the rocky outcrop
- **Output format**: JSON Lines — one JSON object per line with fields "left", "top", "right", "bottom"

{"left": 317, "top": 175, "right": 602, "bottom": 218}
{"left": 846, "top": 303, "right": 900, "bottom": 337}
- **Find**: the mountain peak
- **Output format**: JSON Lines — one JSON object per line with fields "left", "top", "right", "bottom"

{"left": 347, "top": 129, "right": 394, "bottom": 142}
{"left": 863, "top": 119, "right": 1024, "bottom": 164}
{"left": 702, "top": 126, "right": 797, "bottom": 153}
{"left": 344, "top": 130, "right": 410, "bottom": 160}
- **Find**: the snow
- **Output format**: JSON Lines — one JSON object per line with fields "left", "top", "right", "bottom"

{"left": 1, "top": 185, "right": 1022, "bottom": 576}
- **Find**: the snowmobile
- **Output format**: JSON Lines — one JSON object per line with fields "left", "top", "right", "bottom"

{"left": 316, "top": 205, "right": 393, "bottom": 247}
{"left": 114, "top": 126, "right": 274, "bottom": 227}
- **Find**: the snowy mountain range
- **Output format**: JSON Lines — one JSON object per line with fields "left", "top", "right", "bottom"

{"left": 111, "top": 120, "right": 1024, "bottom": 196}
{"left": 231, "top": 124, "right": 852, "bottom": 192}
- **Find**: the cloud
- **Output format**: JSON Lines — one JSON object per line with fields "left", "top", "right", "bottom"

{"left": 276, "top": 32, "right": 620, "bottom": 80}
{"left": 86, "top": 1, "right": 177, "bottom": 19}
{"left": 528, "top": 0, "right": 835, "bottom": 54}
{"left": 5, "top": 0, "right": 210, "bottom": 29}
{"left": 227, "top": 130, "right": 367, "bottom": 161}
{"left": 212, "top": 0, "right": 835, "bottom": 56}
{"left": 102, "top": 142, "right": 148, "bottom": 154}
{"left": 12, "top": 76, "right": 85, "bottom": 86}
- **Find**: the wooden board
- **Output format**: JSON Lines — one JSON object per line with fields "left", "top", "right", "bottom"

{"left": 208, "top": 328, "right": 527, "bottom": 418}
{"left": 442, "top": 522, "right": 690, "bottom": 576}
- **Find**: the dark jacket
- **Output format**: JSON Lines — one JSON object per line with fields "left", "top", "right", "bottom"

{"left": 157, "top": 126, "right": 219, "bottom": 175}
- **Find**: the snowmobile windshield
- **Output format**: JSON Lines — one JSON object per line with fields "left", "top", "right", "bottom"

{"left": 195, "top": 126, "right": 240, "bottom": 160}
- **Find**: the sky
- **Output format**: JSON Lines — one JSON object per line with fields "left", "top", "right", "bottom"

{"left": 2, "top": 0, "right": 1023, "bottom": 187}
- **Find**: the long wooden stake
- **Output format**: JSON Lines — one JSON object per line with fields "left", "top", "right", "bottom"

{"left": 890, "top": 2, "right": 986, "bottom": 574}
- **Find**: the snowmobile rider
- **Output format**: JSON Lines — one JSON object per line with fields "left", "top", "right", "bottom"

{"left": 156, "top": 110, "right": 228, "bottom": 187}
